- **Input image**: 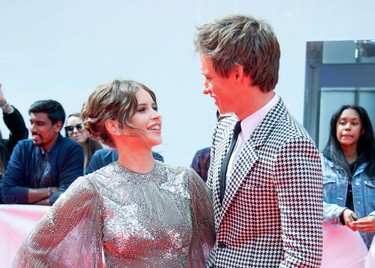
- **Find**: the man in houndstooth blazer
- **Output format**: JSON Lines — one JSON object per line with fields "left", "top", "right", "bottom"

{"left": 195, "top": 14, "right": 323, "bottom": 267}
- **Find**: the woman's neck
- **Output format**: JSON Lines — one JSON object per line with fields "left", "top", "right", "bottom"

{"left": 341, "top": 145, "right": 358, "bottom": 164}
{"left": 82, "top": 144, "right": 89, "bottom": 168}
{"left": 117, "top": 147, "right": 155, "bottom": 174}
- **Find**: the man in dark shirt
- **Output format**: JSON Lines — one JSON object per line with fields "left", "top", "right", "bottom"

{"left": 1, "top": 99, "right": 84, "bottom": 206}
{"left": 85, "top": 148, "right": 164, "bottom": 174}
{"left": 0, "top": 84, "right": 29, "bottom": 203}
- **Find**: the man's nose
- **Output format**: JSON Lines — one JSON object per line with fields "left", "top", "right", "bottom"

{"left": 203, "top": 85, "right": 211, "bottom": 95}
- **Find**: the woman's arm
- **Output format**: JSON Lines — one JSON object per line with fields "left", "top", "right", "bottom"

{"left": 13, "top": 176, "right": 104, "bottom": 267}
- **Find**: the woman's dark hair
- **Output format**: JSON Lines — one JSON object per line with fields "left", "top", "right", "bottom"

{"left": 65, "top": 113, "right": 103, "bottom": 168}
{"left": 322, "top": 105, "right": 375, "bottom": 177}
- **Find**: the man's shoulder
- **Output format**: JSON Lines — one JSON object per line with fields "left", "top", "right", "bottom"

{"left": 194, "top": 147, "right": 211, "bottom": 158}
{"left": 196, "top": 147, "right": 211, "bottom": 153}
{"left": 268, "top": 101, "right": 313, "bottom": 141}
{"left": 50, "top": 137, "right": 84, "bottom": 159}
{"left": 15, "top": 139, "right": 35, "bottom": 150}
{"left": 17, "top": 138, "right": 33, "bottom": 145}
{"left": 58, "top": 136, "right": 83, "bottom": 149}
{"left": 282, "top": 113, "right": 313, "bottom": 140}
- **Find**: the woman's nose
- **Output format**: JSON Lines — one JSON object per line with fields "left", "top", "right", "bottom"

{"left": 151, "top": 111, "right": 161, "bottom": 119}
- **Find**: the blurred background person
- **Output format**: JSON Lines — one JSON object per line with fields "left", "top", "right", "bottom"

{"left": 1, "top": 99, "right": 84, "bottom": 206}
{"left": 0, "top": 83, "right": 28, "bottom": 178}
{"left": 0, "top": 83, "right": 28, "bottom": 203}
{"left": 65, "top": 113, "right": 102, "bottom": 173}
{"left": 322, "top": 105, "right": 375, "bottom": 248}
{"left": 190, "top": 146, "right": 210, "bottom": 182}
{"left": 190, "top": 110, "right": 227, "bottom": 182}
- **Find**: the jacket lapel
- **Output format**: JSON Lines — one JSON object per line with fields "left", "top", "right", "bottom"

{"left": 219, "top": 138, "right": 259, "bottom": 223}
{"left": 217, "top": 98, "right": 287, "bottom": 225}
{"left": 212, "top": 127, "right": 232, "bottom": 215}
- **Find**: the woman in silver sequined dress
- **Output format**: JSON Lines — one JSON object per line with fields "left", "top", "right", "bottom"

{"left": 14, "top": 80, "right": 215, "bottom": 267}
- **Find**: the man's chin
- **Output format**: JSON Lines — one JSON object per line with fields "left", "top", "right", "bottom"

{"left": 32, "top": 140, "right": 42, "bottom": 147}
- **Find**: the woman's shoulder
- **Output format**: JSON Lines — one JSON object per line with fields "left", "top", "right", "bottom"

{"left": 159, "top": 162, "right": 205, "bottom": 188}
{"left": 69, "top": 164, "right": 120, "bottom": 193}
{"left": 69, "top": 173, "right": 100, "bottom": 190}
{"left": 55, "top": 174, "right": 101, "bottom": 205}
{"left": 158, "top": 161, "right": 194, "bottom": 176}
{"left": 84, "top": 162, "right": 121, "bottom": 183}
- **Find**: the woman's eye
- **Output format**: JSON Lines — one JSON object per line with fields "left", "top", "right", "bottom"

{"left": 138, "top": 108, "right": 146, "bottom": 112}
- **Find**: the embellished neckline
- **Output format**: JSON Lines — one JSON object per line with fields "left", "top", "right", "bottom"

{"left": 114, "top": 160, "right": 160, "bottom": 176}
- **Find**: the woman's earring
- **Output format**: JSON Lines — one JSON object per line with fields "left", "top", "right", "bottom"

{"left": 116, "top": 130, "right": 121, "bottom": 136}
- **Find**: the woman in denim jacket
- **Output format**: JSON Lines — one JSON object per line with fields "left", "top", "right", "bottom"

{"left": 322, "top": 105, "right": 375, "bottom": 248}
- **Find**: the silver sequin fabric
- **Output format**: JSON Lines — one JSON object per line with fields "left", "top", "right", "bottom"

{"left": 14, "top": 161, "right": 215, "bottom": 268}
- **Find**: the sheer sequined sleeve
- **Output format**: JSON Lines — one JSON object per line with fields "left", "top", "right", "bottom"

{"left": 13, "top": 176, "right": 104, "bottom": 267}
{"left": 187, "top": 168, "right": 215, "bottom": 267}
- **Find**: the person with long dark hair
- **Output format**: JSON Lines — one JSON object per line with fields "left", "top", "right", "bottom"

{"left": 323, "top": 105, "right": 375, "bottom": 248}
{"left": 65, "top": 113, "right": 102, "bottom": 173}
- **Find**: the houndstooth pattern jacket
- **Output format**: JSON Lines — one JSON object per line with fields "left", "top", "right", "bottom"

{"left": 206, "top": 99, "right": 323, "bottom": 268}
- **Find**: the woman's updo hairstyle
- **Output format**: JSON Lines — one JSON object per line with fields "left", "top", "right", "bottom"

{"left": 81, "top": 79, "right": 157, "bottom": 147}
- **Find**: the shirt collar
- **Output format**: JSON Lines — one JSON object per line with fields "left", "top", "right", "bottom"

{"left": 37, "top": 134, "right": 63, "bottom": 156}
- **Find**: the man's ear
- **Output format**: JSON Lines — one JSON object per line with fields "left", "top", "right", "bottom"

{"left": 233, "top": 63, "right": 244, "bottom": 81}
{"left": 54, "top": 121, "right": 63, "bottom": 133}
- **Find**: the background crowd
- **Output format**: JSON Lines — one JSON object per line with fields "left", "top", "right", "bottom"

{"left": 0, "top": 11, "right": 374, "bottom": 267}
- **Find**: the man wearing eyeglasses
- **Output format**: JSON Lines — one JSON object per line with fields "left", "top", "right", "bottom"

{"left": 1, "top": 99, "right": 84, "bottom": 206}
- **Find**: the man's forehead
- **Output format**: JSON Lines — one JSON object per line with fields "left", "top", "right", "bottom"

{"left": 200, "top": 55, "right": 215, "bottom": 72}
{"left": 30, "top": 112, "right": 50, "bottom": 121}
